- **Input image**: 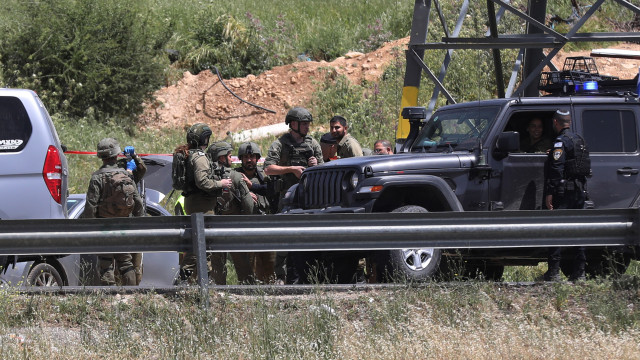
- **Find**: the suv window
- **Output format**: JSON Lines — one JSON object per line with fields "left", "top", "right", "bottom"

{"left": 411, "top": 106, "right": 501, "bottom": 152}
{"left": 0, "top": 96, "right": 32, "bottom": 153}
{"left": 582, "top": 110, "right": 637, "bottom": 153}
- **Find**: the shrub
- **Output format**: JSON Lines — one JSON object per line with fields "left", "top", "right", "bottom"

{"left": 0, "top": 0, "right": 167, "bottom": 124}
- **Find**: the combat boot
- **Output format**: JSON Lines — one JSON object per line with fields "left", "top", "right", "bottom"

{"left": 568, "top": 261, "right": 586, "bottom": 282}
{"left": 543, "top": 260, "right": 561, "bottom": 282}
{"left": 121, "top": 267, "right": 137, "bottom": 286}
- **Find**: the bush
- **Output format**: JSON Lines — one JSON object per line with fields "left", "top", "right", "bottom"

{"left": 0, "top": 0, "right": 167, "bottom": 123}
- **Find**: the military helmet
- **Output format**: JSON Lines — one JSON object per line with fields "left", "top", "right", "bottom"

{"left": 237, "top": 142, "right": 261, "bottom": 158}
{"left": 186, "top": 123, "right": 212, "bottom": 148}
{"left": 285, "top": 107, "right": 313, "bottom": 125}
{"left": 207, "top": 141, "right": 233, "bottom": 159}
{"left": 96, "top": 138, "right": 121, "bottom": 159}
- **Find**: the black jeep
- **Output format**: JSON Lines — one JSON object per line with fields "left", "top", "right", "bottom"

{"left": 283, "top": 91, "right": 640, "bottom": 281}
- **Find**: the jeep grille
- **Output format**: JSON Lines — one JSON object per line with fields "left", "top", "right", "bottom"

{"left": 301, "top": 169, "right": 347, "bottom": 208}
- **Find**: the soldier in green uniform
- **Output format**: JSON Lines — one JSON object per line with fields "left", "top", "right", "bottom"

{"left": 176, "top": 123, "right": 233, "bottom": 280}
{"left": 330, "top": 115, "right": 363, "bottom": 158}
{"left": 237, "top": 142, "right": 276, "bottom": 283}
{"left": 82, "top": 138, "right": 144, "bottom": 286}
{"left": 118, "top": 145, "right": 146, "bottom": 285}
{"left": 264, "top": 107, "right": 323, "bottom": 283}
{"left": 206, "top": 141, "right": 255, "bottom": 285}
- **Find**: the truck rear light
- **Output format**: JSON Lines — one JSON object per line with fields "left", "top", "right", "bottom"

{"left": 42, "top": 145, "right": 62, "bottom": 203}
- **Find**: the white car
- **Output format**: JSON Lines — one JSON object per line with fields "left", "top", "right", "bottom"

{"left": 0, "top": 189, "right": 180, "bottom": 287}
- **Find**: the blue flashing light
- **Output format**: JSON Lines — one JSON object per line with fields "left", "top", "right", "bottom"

{"left": 575, "top": 81, "right": 599, "bottom": 93}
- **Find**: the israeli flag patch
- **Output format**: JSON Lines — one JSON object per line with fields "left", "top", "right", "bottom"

{"left": 554, "top": 142, "right": 563, "bottom": 148}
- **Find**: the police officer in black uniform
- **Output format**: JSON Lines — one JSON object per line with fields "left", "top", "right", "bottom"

{"left": 543, "top": 110, "right": 591, "bottom": 282}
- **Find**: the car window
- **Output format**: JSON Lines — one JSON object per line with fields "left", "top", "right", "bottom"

{"left": 582, "top": 110, "right": 637, "bottom": 153}
{"left": 411, "top": 106, "right": 500, "bottom": 152}
{"left": 0, "top": 96, "right": 32, "bottom": 153}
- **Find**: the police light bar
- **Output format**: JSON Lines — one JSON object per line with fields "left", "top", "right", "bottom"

{"left": 575, "top": 81, "right": 598, "bottom": 93}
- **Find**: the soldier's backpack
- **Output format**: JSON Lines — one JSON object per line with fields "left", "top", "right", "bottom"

{"left": 98, "top": 169, "right": 137, "bottom": 217}
{"left": 172, "top": 149, "right": 189, "bottom": 192}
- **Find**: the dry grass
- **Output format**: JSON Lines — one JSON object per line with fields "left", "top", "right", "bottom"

{"left": 0, "top": 278, "right": 639, "bottom": 359}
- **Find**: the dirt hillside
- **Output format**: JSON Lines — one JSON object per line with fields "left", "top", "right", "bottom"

{"left": 139, "top": 39, "right": 640, "bottom": 139}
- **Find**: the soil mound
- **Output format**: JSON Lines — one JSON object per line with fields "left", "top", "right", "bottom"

{"left": 140, "top": 39, "right": 640, "bottom": 139}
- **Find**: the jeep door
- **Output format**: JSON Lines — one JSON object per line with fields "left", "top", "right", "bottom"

{"left": 575, "top": 105, "right": 640, "bottom": 208}
{"left": 490, "top": 109, "right": 557, "bottom": 210}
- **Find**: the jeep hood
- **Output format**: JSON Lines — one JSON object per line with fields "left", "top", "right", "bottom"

{"left": 312, "top": 153, "right": 476, "bottom": 173}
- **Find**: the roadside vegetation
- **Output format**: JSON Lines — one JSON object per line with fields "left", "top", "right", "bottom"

{"left": 0, "top": 278, "right": 638, "bottom": 358}
{"left": 1, "top": 1, "right": 640, "bottom": 356}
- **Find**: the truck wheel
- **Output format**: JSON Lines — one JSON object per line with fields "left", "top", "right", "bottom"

{"left": 385, "top": 205, "right": 442, "bottom": 282}
{"left": 26, "top": 263, "right": 63, "bottom": 287}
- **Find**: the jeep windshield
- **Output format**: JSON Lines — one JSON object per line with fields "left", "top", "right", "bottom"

{"left": 411, "top": 106, "right": 501, "bottom": 153}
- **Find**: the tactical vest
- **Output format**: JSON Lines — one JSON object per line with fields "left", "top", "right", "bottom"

{"left": 564, "top": 132, "right": 591, "bottom": 178}
{"left": 214, "top": 165, "right": 235, "bottom": 215}
{"left": 184, "top": 150, "right": 212, "bottom": 196}
{"left": 278, "top": 133, "right": 314, "bottom": 168}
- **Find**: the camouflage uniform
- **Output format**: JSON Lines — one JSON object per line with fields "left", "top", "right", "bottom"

{"left": 264, "top": 132, "right": 323, "bottom": 204}
{"left": 207, "top": 142, "right": 255, "bottom": 285}
{"left": 237, "top": 142, "right": 276, "bottom": 283}
{"left": 264, "top": 107, "right": 323, "bottom": 283}
{"left": 82, "top": 138, "right": 143, "bottom": 286}
{"left": 178, "top": 123, "right": 227, "bottom": 280}
{"left": 117, "top": 150, "right": 146, "bottom": 285}
{"left": 336, "top": 133, "right": 364, "bottom": 159}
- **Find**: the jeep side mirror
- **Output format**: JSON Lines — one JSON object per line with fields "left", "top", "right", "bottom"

{"left": 494, "top": 131, "right": 520, "bottom": 159}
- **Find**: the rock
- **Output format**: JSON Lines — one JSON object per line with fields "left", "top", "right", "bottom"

{"left": 345, "top": 51, "right": 365, "bottom": 59}
{"left": 290, "top": 76, "right": 297, "bottom": 84}
{"left": 195, "top": 103, "right": 202, "bottom": 112}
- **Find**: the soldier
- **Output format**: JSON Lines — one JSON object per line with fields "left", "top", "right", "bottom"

{"left": 82, "top": 138, "right": 144, "bottom": 286}
{"left": 330, "top": 115, "right": 363, "bottom": 158}
{"left": 237, "top": 141, "right": 276, "bottom": 283}
{"left": 118, "top": 145, "right": 146, "bottom": 285}
{"left": 543, "top": 110, "right": 591, "bottom": 282}
{"left": 264, "top": 107, "right": 323, "bottom": 283}
{"left": 206, "top": 141, "right": 256, "bottom": 285}
{"left": 175, "top": 123, "right": 233, "bottom": 281}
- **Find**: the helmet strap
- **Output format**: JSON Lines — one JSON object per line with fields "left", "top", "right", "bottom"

{"left": 290, "top": 121, "right": 305, "bottom": 138}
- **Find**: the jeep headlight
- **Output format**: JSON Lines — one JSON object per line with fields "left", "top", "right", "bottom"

{"left": 344, "top": 172, "right": 359, "bottom": 191}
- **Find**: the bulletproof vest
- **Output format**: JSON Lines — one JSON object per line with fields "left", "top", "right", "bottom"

{"left": 564, "top": 132, "right": 591, "bottom": 178}
{"left": 278, "top": 133, "right": 314, "bottom": 167}
{"left": 214, "top": 165, "right": 236, "bottom": 215}
{"left": 239, "top": 167, "right": 270, "bottom": 214}
{"left": 184, "top": 150, "right": 210, "bottom": 195}
{"left": 276, "top": 134, "right": 314, "bottom": 198}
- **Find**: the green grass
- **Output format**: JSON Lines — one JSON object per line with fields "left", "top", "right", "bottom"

{"left": 0, "top": 279, "right": 639, "bottom": 358}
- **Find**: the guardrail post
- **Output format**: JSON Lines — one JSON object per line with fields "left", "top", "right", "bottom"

{"left": 191, "top": 212, "right": 209, "bottom": 306}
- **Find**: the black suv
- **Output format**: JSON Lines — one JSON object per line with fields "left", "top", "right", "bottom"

{"left": 283, "top": 93, "right": 640, "bottom": 281}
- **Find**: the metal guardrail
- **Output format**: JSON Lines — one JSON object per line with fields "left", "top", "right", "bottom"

{"left": 1, "top": 208, "right": 639, "bottom": 289}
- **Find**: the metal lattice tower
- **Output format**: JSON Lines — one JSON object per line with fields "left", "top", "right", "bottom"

{"left": 396, "top": 0, "right": 640, "bottom": 143}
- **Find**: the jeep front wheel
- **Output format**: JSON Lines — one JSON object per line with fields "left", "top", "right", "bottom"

{"left": 384, "top": 205, "right": 441, "bottom": 282}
